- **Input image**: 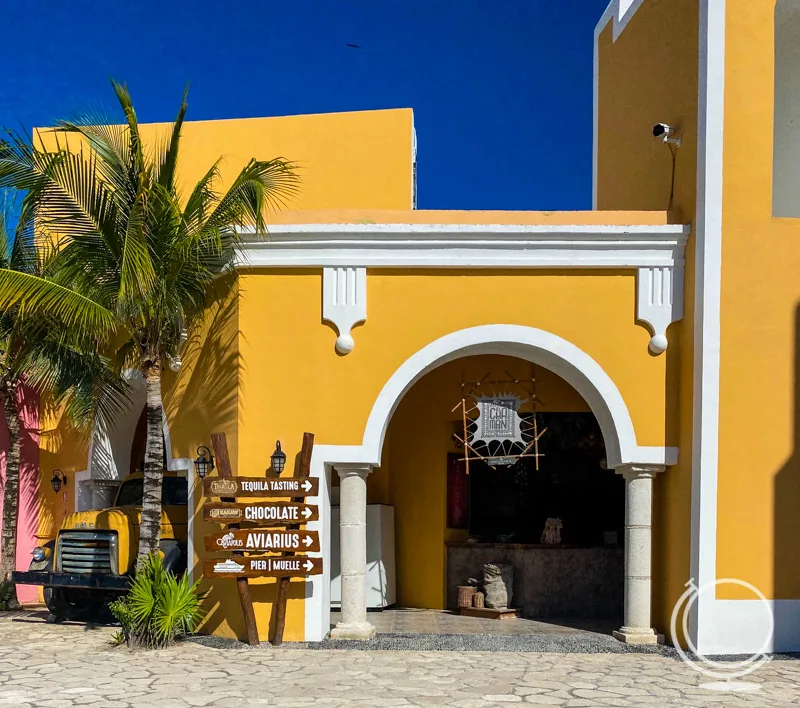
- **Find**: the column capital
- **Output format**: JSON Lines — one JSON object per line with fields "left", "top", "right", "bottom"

{"left": 335, "top": 463, "right": 373, "bottom": 480}
{"left": 615, "top": 463, "right": 666, "bottom": 481}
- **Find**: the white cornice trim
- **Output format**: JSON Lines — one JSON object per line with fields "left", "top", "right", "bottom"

{"left": 235, "top": 223, "right": 689, "bottom": 269}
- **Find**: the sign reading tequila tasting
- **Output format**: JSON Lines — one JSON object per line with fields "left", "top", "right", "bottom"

{"left": 204, "top": 529, "right": 320, "bottom": 553}
{"left": 204, "top": 555, "right": 323, "bottom": 579}
{"left": 203, "top": 476, "right": 318, "bottom": 498}
{"left": 203, "top": 501, "right": 318, "bottom": 524}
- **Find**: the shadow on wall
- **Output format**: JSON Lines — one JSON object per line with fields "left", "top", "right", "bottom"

{"left": 773, "top": 303, "right": 800, "bottom": 645}
{"left": 162, "top": 276, "right": 245, "bottom": 639}
{"left": 164, "top": 275, "right": 241, "bottom": 459}
{"left": 651, "top": 301, "right": 685, "bottom": 640}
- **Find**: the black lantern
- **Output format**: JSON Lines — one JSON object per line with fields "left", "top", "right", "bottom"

{"left": 194, "top": 446, "right": 215, "bottom": 479}
{"left": 270, "top": 441, "right": 287, "bottom": 475}
{"left": 50, "top": 469, "right": 67, "bottom": 494}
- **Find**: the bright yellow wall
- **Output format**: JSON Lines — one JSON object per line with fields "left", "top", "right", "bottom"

{"left": 233, "top": 265, "right": 673, "bottom": 638}
{"left": 376, "top": 354, "right": 592, "bottom": 609}
{"left": 715, "top": 0, "right": 800, "bottom": 600}
{"left": 38, "top": 108, "right": 414, "bottom": 211}
{"left": 595, "top": 0, "right": 699, "bottom": 632}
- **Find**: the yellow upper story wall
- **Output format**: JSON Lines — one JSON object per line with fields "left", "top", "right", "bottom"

{"left": 595, "top": 0, "right": 699, "bottom": 631}
{"left": 37, "top": 107, "right": 415, "bottom": 211}
{"left": 596, "top": 0, "right": 699, "bottom": 221}
{"left": 715, "top": 0, "right": 800, "bottom": 600}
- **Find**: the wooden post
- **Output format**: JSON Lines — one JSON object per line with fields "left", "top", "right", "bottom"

{"left": 211, "top": 432, "right": 260, "bottom": 646}
{"left": 270, "top": 432, "right": 315, "bottom": 646}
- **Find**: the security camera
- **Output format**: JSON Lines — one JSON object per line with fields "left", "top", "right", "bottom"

{"left": 652, "top": 123, "right": 681, "bottom": 147}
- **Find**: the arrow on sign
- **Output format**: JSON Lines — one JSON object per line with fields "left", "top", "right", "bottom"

{"left": 302, "top": 535, "right": 313, "bottom": 547}
{"left": 302, "top": 479, "right": 312, "bottom": 492}
{"left": 302, "top": 507, "right": 312, "bottom": 519}
{"left": 304, "top": 559, "right": 314, "bottom": 572}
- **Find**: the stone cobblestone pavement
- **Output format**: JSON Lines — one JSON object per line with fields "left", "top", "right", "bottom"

{"left": 2, "top": 613, "right": 800, "bottom": 707}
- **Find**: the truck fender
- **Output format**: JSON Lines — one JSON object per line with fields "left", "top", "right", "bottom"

{"left": 159, "top": 540, "right": 187, "bottom": 577}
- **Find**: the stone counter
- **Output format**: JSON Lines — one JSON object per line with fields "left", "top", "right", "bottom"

{"left": 446, "top": 543, "right": 623, "bottom": 618}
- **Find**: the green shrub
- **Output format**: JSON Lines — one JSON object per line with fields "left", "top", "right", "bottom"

{"left": 110, "top": 553, "right": 204, "bottom": 649}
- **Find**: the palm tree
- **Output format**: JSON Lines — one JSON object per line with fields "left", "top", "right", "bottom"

{"left": 0, "top": 191, "right": 128, "bottom": 606}
{"left": 0, "top": 81, "right": 298, "bottom": 563}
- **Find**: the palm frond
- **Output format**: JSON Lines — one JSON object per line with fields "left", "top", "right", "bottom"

{"left": 156, "top": 86, "right": 188, "bottom": 189}
{"left": 205, "top": 158, "right": 299, "bottom": 234}
{"left": 0, "top": 268, "right": 115, "bottom": 336}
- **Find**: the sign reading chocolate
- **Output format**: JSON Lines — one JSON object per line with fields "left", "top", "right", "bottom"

{"left": 203, "top": 555, "right": 323, "bottom": 578}
{"left": 203, "top": 477, "right": 319, "bottom": 498}
{"left": 202, "top": 502, "right": 319, "bottom": 525}
{"left": 204, "top": 529, "right": 320, "bottom": 553}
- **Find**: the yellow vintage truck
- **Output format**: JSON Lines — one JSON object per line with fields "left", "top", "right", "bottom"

{"left": 12, "top": 471, "right": 188, "bottom": 621}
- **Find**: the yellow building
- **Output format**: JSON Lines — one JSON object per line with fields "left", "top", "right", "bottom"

{"left": 23, "top": 0, "right": 800, "bottom": 654}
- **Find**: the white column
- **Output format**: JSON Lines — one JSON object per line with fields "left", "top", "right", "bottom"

{"left": 612, "top": 464, "right": 665, "bottom": 644}
{"left": 330, "top": 464, "right": 376, "bottom": 640}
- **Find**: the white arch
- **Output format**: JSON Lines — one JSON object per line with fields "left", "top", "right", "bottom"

{"left": 305, "top": 324, "right": 677, "bottom": 642}
{"left": 361, "top": 325, "right": 675, "bottom": 469}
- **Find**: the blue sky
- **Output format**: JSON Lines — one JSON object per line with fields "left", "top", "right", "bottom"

{"left": 1, "top": 0, "right": 608, "bottom": 211}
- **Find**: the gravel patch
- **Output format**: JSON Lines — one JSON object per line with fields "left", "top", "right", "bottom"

{"left": 287, "top": 631, "right": 682, "bottom": 655}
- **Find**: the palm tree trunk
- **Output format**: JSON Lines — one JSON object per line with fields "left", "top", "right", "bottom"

{"left": 0, "top": 385, "right": 21, "bottom": 608}
{"left": 136, "top": 363, "right": 165, "bottom": 563}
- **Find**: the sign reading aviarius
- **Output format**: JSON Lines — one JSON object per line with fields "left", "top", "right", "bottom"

{"left": 203, "top": 502, "right": 319, "bottom": 524}
{"left": 204, "top": 555, "right": 323, "bottom": 579}
{"left": 204, "top": 477, "right": 318, "bottom": 498}
{"left": 204, "top": 529, "right": 320, "bottom": 553}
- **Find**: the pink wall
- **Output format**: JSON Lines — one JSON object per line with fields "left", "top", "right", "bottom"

{"left": 0, "top": 385, "right": 41, "bottom": 604}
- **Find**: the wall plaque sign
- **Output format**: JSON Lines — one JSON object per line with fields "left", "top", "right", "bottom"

{"left": 204, "top": 529, "right": 320, "bottom": 553}
{"left": 203, "top": 477, "right": 318, "bottom": 498}
{"left": 203, "top": 555, "right": 324, "bottom": 579}
{"left": 203, "top": 502, "right": 319, "bottom": 524}
{"left": 472, "top": 396, "right": 525, "bottom": 446}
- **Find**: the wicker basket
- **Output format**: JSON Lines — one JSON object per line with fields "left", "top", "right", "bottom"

{"left": 457, "top": 585, "right": 477, "bottom": 609}
{"left": 473, "top": 591, "right": 485, "bottom": 609}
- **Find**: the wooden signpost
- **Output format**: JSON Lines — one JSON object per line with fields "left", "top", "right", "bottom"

{"left": 203, "top": 431, "right": 319, "bottom": 646}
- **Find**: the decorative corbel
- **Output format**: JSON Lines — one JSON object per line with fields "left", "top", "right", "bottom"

{"left": 322, "top": 267, "right": 367, "bottom": 354}
{"left": 636, "top": 266, "right": 684, "bottom": 355}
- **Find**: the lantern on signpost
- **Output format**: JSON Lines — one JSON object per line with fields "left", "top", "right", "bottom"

{"left": 194, "top": 446, "right": 215, "bottom": 479}
{"left": 270, "top": 441, "right": 287, "bottom": 475}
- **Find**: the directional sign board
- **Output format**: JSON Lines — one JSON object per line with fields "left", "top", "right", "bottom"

{"left": 204, "top": 529, "right": 320, "bottom": 553}
{"left": 203, "top": 501, "right": 318, "bottom": 525}
{"left": 203, "top": 476, "right": 318, "bottom": 498}
{"left": 204, "top": 555, "right": 323, "bottom": 579}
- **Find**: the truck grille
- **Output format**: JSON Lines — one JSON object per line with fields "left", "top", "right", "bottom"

{"left": 57, "top": 531, "right": 115, "bottom": 574}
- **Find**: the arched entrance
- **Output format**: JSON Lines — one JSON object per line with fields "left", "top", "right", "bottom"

{"left": 367, "top": 354, "right": 623, "bottom": 624}
{"left": 307, "top": 325, "right": 677, "bottom": 643}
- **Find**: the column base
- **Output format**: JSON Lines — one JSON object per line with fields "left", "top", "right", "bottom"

{"left": 330, "top": 622, "right": 377, "bottom": 640}
{"left": 612, "top": 627, "right": 665, "bottom": 645}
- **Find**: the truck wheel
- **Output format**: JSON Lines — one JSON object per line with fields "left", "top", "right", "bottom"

{"left": 160, "top": 541, "right": 187, "bottom": 577}
{"left": 46, "top": 588, "right": 112, "bottom": 623}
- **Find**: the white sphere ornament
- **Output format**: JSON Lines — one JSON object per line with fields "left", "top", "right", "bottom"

{"left": 335, "top": 334, "right": 355, "bottom": 355}
{"left": 649, "top": 334, "right": 669, "bottom": 355}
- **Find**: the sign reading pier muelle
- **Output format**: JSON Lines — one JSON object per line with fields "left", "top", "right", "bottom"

{"left": 202, "top": 474, "right": 321, "bottom": 581}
